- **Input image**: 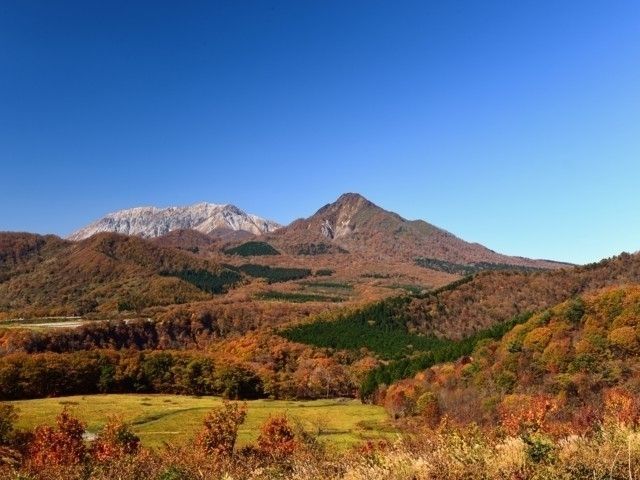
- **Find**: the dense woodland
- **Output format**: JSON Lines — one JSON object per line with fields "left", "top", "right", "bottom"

{"left": 223, "top": 241, "right": 280, "bottom": 257}
{"left": 3, "top": 251, "right": 640, "bottom": 406}
{"left": 414, "top": 257, "right": 545, "bottom": 275}
{"left": 0, "top": 332, "right": 365, "bottom": 401}
{"left": 3, "top": 229, "right": 640, "bottom": 478}
{"left": 377, "top": 286, "right": 640, "bottom": 429}
{"left": 405, "top": 251, "right": 640, "bottom": 338}
{"left": 231, "top": 264, "right": 313, "bottom": 283}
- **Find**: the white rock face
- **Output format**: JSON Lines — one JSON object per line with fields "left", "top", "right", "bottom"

{"left": 69, "top": 202, "right": 281, "bottom": 240}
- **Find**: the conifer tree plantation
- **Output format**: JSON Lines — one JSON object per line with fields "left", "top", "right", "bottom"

{"left": 2, "top": 0, "right": 639, "bottom": 478}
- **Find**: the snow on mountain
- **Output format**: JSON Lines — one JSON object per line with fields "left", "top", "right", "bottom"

{"left": 69, "top": 202, "right": 281, "bottom": 240}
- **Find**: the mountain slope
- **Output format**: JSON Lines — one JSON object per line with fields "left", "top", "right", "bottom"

{"left": 382, "top": 284, "right": 640, "bottom": 429}
{"left": 0, "top": 232, "right": 241, "bottom": 317}
{"left": 402, "top": 251, "right": 640, "bottom": 338}
{"left": 267, "top": 193, "right": 568, "bottom": 269}
{"left": 283, "top": 251, "right": 640, "bottom": 354}
{"left": 69, "top": 203, "right": 281, "bottom": 240}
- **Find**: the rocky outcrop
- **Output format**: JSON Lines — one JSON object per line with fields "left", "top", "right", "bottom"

{"left": 69, "top": 203, "right": 280, "bottom": 240}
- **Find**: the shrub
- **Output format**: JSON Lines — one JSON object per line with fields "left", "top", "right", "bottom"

{"left": 257, "top": 415, "right": 297, "bottom": 460}
{"left": 196, "top": 401, "right": 247, "bottom": 458}
{"left": 565, "top": 297, "right": 586, "bottom": 324}
{"left": 416, "top": 391, "right": 440, "bottom": 426}
{"left": 383, "top": 384, "right": 424, "bottom": 419}
{"left": 522, "top": 327, "right": 553, "bottom": 352}
{"left": 28, "top": 409, "right": 86, "bottom": 468}
{"left": 499, "top": 394, "right": 556, "bottom": 436}
{"left": 91, "top": 416, "right": 140, "bottom": 462}
{"left": 604, "top": 388, "right": 639, "bottom": 426}
{"left": 523, "top": 433, "right": 555, "bottom": 464}
{"left": 0, "top": 404, "right": 17, "bottom": 445}
{"left": 608, "top": 326, "right": 639, "bottom": 354}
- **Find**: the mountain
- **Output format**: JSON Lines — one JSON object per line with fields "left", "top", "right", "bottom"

{"left": 267, "top": 193, "right": 569, "bottom": 270}
{"left": 0, "top": 232, "right": 242, "bottom": 317}
{"left": 382, "top": 283, "right": 640, "bottom": 428}
{"left": 69, "top": 203, "right": 281, "bottom": 240}
{"left": 403, "top": 250, "right": 640, "bottom": 338}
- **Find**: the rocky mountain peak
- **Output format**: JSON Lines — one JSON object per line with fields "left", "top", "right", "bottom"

{"left": 69, "top": 202, "right": 280, "bottom": 240}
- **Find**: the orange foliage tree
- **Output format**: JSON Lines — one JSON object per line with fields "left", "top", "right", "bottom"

{"left": 91, "top": 416, "right": 140, "bottom": 462}
{"left": 499, "top": 394, "right": 557, "bottom": 436}
{"left": 257, "top": 415, "right": 297, "bottom": 460}
{"left": 28, "top": 409, "right": 86, "bottom": 468}
{"left": 195, "top": 401, "right": 247, "bottom": 458}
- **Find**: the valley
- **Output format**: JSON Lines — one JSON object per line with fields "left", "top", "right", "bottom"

{"left": 1, "top": 193, "right": 638, "bottom": 479}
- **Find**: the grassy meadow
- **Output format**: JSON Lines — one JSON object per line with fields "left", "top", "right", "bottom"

{"left": 6, "top": 394, "right": 396, "bottom": 449}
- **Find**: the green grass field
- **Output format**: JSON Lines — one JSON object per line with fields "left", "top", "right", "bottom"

{"left": 6, "top": 394, "right": 396, "bottom": 450}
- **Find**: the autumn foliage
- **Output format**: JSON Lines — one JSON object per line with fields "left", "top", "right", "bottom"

{"left": 257, "top": 415, "right": 297, "bottom": 460}
{"left": 195, "top": 401, "right": 247, "bottom": 457}
{"left": 91, "top": 416, "right": 140, "bottom": 462}
{"left": 28, "top": 409, "right": 86, "bottom": 468}
{"left": 376, "top": 285, "right": 640, "bottom": 438}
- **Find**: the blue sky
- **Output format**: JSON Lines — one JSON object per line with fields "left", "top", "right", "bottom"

{"left": 1, "top": 1, "right": 638, "bottom": 264}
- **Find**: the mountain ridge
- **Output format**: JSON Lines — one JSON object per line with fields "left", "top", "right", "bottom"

{"left": 69, "top": 202, "right": 281, "bottom": 240}
{"left": 266, "top": 192, "right": 571, "bottom": 270}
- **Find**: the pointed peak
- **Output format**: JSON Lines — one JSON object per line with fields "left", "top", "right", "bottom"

{"left": 313, "top": 193, "right": 378, "bottom": 218}
{"left": 335, "top": 192, "right": 370, "bottom": 204}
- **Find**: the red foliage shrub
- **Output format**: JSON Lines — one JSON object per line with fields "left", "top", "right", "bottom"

{"left": 195, "top": 401, "right": 247, "bottom": 458}
{"left": 257, "top": 415, "right": 297, "bottom": 460}
{"left": 28, "top": 409, "right": 86, "bottom": 468}
{"left": 499, "top": 394, "right": 557, "bottom": 436}
{"left": 604, "top": 388, "right": 639, "bottom": 426}
{"left": 91, "top": 416, "right": 140, "bottom": 462}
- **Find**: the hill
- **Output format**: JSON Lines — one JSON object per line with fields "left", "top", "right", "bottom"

{"left": 0, "top": 232, "right": 242, "bottom": 317}
{"left": 69, "top": 202, "right": 281, "bottom": 240}
{"left": 402, "top": 251, "right": 640, "bottom": 338}
{"left": 280, "top": 251, "right": 640, "bottom": 399}
{"left": 381, "top": 284, "right": 640, "bottom": 431}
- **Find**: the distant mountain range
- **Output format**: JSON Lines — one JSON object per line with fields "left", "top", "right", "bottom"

{"left": 0, "top": 193, "right": 577, "bottom": 318}
{"left": 69, "top": 203, "right": 281, "bottom": 240}
{"left": 69, "top": 193, "right": 569, "bottom": 271}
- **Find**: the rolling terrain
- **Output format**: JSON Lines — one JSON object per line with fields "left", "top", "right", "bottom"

{"left": 2, "top": 197, "right": 640, "bottom": 480}
{"left": 1, "top": 193, "right": 571, "bottom": 320}
{"left": 378, "top": 284, "right": 640, "bottom": 429}
{"left": 0, "top": 232, "right": 240, "bottom": 317}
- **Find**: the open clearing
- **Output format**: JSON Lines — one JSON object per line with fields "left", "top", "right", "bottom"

{"left": 6, "top": 394, "right": 396, "bottom": 449}
{"left": 0, "top": 317, "right": 90, "bottom": 329}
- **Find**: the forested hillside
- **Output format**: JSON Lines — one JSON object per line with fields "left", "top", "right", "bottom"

{"left": 0, "top": 232, "right": 241, "bottom": 317}
{"left": 281, "top": 252, "right": 640, "bottom": 398}
{"left": 380, "top": 285, "right": 640, "bottom": 431}
{"left": 405, "top": 251, "right": 640, "bottom": 338}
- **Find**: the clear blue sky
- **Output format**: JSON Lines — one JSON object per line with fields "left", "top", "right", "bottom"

{"left": 1, "top": 1, "right": 638, "bottom": 264}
